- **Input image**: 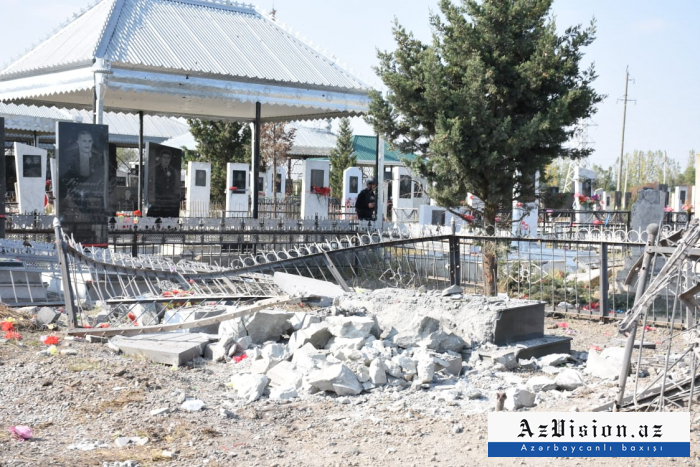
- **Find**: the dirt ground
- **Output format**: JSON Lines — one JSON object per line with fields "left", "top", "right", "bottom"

{"left": 1, "top": 314, "right": 699, "bottom": 467}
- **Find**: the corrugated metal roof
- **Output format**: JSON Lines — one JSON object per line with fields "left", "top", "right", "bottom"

{"left": 67, "top": 109, "right": 190, "bottom": 138}
{"left": 287, "top": 122, "right": 336, "bottom": 156}
{"left": 0, "top": 0, "right": 116, "bottom": 76}
{"left": 1, "top": 0, "right": 369, "bottom": 92}
{"left": 0, "top": 103, "right": 75, "bottom": 132}
{"left": 352, "top": 135, "right": 417, "bottom": 165}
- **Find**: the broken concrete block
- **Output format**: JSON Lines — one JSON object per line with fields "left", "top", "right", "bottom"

{"left": 356, "top": 366, "right": 370, "bottom": 383}
{"left": 36, "top": 307, "right": 59, "bottom": 326}
{"left": 527, "top": 376, "right": 557, "bottom": 392}
{"left": 326, "top": 336, "right": 366, "bottom": 354}
{"left": 433, "top": 354, "right": 463, "bottom": 376}
{"left": 204, "top": 337, "right": 234, "bottom": 362}
{"left": 441, "top": 284, "right": 463, "bottom": 296}
{"left": 382, "top": 358, "right": 403, "bottom": 378}
{"left": 518, "top": 358, "right": 538, "bottom": 371}
{"left": 235, "top": 336, "right": 252, "bottom": 351}
{"left": 555, "top": 369, "right": 584, "bottom": 391}
{"left": 585, "top": 347, "right": 626, "bottom": 381}
{"left": 396, "top": 355, "right": 417, "bottom": 379}
{"left": 394, "top": 316, "right": 441, "bottom": 348}
{"left": 416, "top": 356, "right": 435, "bottom": 384}
{"left": 493, "top": 351, "right": 519, "bottom": 371}
{"left": 538, "top": 353, "right": 571, "bottom": 367}
{"left": 231, "top": 373, "right": 269, "bottom": 402}
{"left": 244, "top": 310, "right": 294, "bottom": 344}
{"left": 110, "top": 333, "right": 210, "bottom": 366}
{"left": 369, "top": 359, "right": 387, "bottom": 385}
{"left": 219, "top": 316, "right": 247, "bottom": 341}
{"left": 273, "top": 272, "right": 345, "bottom": 299}
{"left": 269, "top": 386, "right": 298, "bottom": 400}
{"left": 288, "top": 323, "right": 332, "bottom": 351}
{"left": 262, "top": 343, "right": 290, "bottom": 362}
{"left": 307, "top": 364, "right": 363, "bottom": 396}
{"left": 326, "top": 316, "right": 376, "bottom": 339}
{"left": 245, "top": 347, "right": 262, "bottom": 360}
{"left": 291, "top": 343, "right": 328, "bottom": 372}
{"left": 424, "top": 330, "right": 467, "bottom": 353}
{"left": 266, "top": 361, "right": 302, "bottom": 389}
{"left": 504, "top": 387, "right": 536, "bottom": 410}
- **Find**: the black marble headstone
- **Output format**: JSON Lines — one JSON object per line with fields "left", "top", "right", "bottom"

{"left": 195, "top": 170, "right": 207, "bottom": 187}
{"left": 349, "top": 176, "right": 358, "bottom": 194}
{"left": 0, "top": 118, "right": 5, "bottom": 238}
{"left": 145, "top": 143, "right": 181, "bottom": 218}
{"left": 56, "top": 122, "right": 109, "bottom": 245}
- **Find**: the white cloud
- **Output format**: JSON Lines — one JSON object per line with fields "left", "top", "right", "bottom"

{"left": 631, "top": 18, "right": 668, "bottom": 33}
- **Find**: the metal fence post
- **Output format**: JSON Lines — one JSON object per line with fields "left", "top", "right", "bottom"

{"left": 600, "top": 242, "right": 609, "bottom": 320}
{"left": 616, "top": 223, "right": 658, "bottom": 408}
{"left": 53, "top": 218, "right": 78, "bottom": 329}
{"left": 131, "top": 224, "right": 138, "bottom": 257}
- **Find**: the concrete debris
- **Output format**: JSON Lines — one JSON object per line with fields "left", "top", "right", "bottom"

{"left": 231, "top": 373, "right": 269, "bottom": 402}
{"left": 537, "top": 353, "right": 571, "bottom": 367}
{"left": 180, "top": 399, "right": 205, "bottom": 412}
{"left": 416, "top": 354, "right": 435, "bottom": 384}
{"left": 585, "top": 347, "right": 627, "bottom": 381}
{"left": 204, "top": 337, "right": 234, "bottom": 362}
{"left": 243, "top": 310, "right": 295, "bottom": 344}
{"left": 504, "top": 387, "right": 536, "bottom": 410}
{"left": 526, "top": 376, "right": 556, "bottom": 392}
{"left": 555, "top": 369, "right": 585, "bottom": 391}
{"left": 36, "top": 307, "right": 59, "bottom": 326}
{"left": 110, "top": 333, "right": 211, "bottom": 366}
{"left": 326, "top": 316, "right": 376, "bottom": 339}
{"left": 441, "top": 284, "right": 463, "bottom": 296}
{"left": 369, "top": 359, "right": 388, "bottom": 385}
{"left": 114, "top": 436, "right": 149, "bottom": 448}
{"left": 307, "top": 364, "right": 363, "bottom": 396}
{"left": 289, "top": 323, "right": 333, "bottom": 352}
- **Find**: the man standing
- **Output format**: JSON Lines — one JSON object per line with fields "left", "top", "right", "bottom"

{"left": 355, "top": 177, "right": 377, "bottom": 221}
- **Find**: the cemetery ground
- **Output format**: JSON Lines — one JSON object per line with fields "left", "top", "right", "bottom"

{"left": 1, "top": 308, "right": 700, "bottom": 467}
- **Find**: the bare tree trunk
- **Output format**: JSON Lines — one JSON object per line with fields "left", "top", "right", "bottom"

{"left": 482, "top": 203, "right": 499, "bottom": 296}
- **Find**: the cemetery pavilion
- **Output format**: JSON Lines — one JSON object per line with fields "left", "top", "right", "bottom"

{"left": 0, "top": 0, "right": 373, "bottom": 217}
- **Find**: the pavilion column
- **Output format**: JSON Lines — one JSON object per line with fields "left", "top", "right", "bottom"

{"left": 376, "top": 135, "right": 385, "bottom": 227}
{"left": 92, "top": 58, "right": 112, "bottom": 125}
{"left": 252, "top": 102, "right": 261, "bottom": 219}
{"left": 138, "top": 111, "right": 144, "bottom": 213}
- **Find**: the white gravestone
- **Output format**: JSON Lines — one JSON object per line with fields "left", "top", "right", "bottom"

{"left": 14, "top": 143, "right": 47, "bottom": 214}
{"left": 342, "top": 167, "right": 363, "bottom": 219}
{"left": 226, "top": 163, "right": 249, "bottom": 217}
{"left": 419, "top": 205, "right": 446, "bottom": 226}
{"left": 391, "top": 166, "right": 428, "bottom": 223}
{"left": 301, "top": 160, "right": 330, "bottom": 219}
{"left": 264, "top": 166, "right": 286, "bottom": 199}
{"left": 574, "top": 167, "right": 597, "bottom": 224}
{"left": 185, "top": 161, "right": 211, "bottom": 217}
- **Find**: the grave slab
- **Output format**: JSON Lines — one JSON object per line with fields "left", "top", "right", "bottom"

{"left": 110, "top": 332, "right": 212, "bottom": 366}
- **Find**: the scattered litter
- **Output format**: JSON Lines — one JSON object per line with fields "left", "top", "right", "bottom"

{"left": 9, "top": 425, "right": 32, "bottom": 441}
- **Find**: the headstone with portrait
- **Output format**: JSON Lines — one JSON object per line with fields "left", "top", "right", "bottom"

{"left": 301, "top": 159, "right": 330, "bottom": 219}
{"left": 145, "top": 143, "right": 182, "bottom": 218}
{"left": 185, "top": 161, "right": 211, "bottom": 217}
{"left": 226, "top": 162, "right": 249, "bottom": 216}
{"left": 14, "top": 143, "right": 47, "bottom": 214}
{"left": 56, "top": 122, "right": 109, "bottom": 245}
{"left": 342, "top": 167, "right": 362, "bottom": 218}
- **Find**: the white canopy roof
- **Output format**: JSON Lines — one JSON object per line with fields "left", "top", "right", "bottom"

{"left": 0, "top": 0, "right": 371, "bottom": 121}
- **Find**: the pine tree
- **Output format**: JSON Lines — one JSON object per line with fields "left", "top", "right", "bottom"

{"left": 329, "top": 118, "right": 357, "bottom": 199}
{"left": 186, "top": 119, "right": 251, "bottom": 204}
{"left": 367, "top": 0, "right": 603, "bottom": 294}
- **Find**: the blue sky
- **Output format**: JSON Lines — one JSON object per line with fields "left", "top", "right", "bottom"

{"left": 0, "top": 0, "right": 697, "bottom": 170}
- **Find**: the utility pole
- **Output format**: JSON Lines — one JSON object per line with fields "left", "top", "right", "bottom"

{"left": 663, "top": 151, "right": 667, "bottom": 185}
{"left": 616, "top": 66, "right": 635, "bottom": 208}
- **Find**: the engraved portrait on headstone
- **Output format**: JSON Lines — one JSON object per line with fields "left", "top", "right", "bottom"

{"left": 57, "top": 122, "right": 109, "bottom": 245}
{"left": 145, "top": 143, "right": 182, "bottom": 218}
{"left": 22, "top": 155, "right": 42, "bottom": 178}
{"left": 195, "top": 169, "right": 207, "bottom": 187}
{"left": 231, "top": 170, "right": 246, "bottom": 192}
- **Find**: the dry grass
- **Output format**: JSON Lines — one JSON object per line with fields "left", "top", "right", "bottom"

{"left": 78, "top": 389, "right": 145, "bottom": 415}
{"left": 68, "top": 358, "right": 104, "bottom": 372}
{"left": 0, "top": 304, "right": 38, "bottom": 330}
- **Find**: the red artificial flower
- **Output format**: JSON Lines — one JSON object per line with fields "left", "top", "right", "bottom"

{"left": 133, "top": 210, "right": 142, "bottom": 217}
{"left": 229, "top": 186, "right": 238, "bottom": 191}
{"left": 1, "top": 321, "right": 14, "bottom": 332}
{"left": 461, "top": 214, "right": 475, "bottom": 222}
{"left": 97, "top": 323, "right": 110, "bottom": 328}
{"left": 233, "top": 354, "right": 248, "bottom": 363}
{"left": 43, "top": 335, "right": 59, "bottom": 345}
{"left": 5, "top": 331, "right": 22, "bottom": 340}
